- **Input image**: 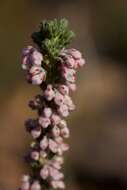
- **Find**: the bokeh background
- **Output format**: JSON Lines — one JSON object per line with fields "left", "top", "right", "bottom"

{"left": 1, "top": 0, "right": 127, "bottom": 189}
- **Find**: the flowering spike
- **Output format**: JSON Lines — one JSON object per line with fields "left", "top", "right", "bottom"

{"left": 19, "top": 18, "right": 85, "bottom": 190}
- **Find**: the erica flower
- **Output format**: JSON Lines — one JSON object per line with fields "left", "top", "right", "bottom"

{"left": 21, "top": 175, "right": 30, "bottom": 183}
{"left": 39, "top": 116, "right": 51, "bottom": 128}
{"left": 29, "top": 66, "right": 46, "bottom": 85}
{"left": 58, "top": 120, "right": 67, "bottom": 129}
{"left": 61, "top": 53, "right": 75, "bottom": 68}
{"left": 76, "top": 57, "right": 85, "bottom": 68}
{"left": 60, "top": 48, "right": 85, "bottom": 69}
{"left": 21, "top": 175, "right": 30, "bottom": 190}
{"left": 58, "top": 104, "right": 69, "bottom": 117}
{"left": 40, "top": 165, "right": 49, "bottom": 180}
{"left": 58, "top": 85, "right": 69, "bottom": 95}
{"left": 51, "top": 180, "right": 65, "bottom": 189}
{"left": 50, "top": 159, "right": 62, "bottom": 170}
{"left": 49, "top": 139, "right": 59, "bottom": 153}
{"left": 60, "top": 126, "right": 70, "bottom": 138}
{"left": 40, "top": 136, "right": 49, "bottom": 150}
{"left": 64, "top": 48, "right": 82, "bottom": 59}
{"left": 30, "top": 50, "right": 43, "bottom": 66}
{"left": 22, "top": 46, "right": 33, "bottom": 57}
{"left": 49, "top": 167, "right": 64, "bottom": 180}
{"left": 53, "top": 156, "right": 64, "bottom": 165}
{"left": 21, "top": 46, "right": 33, "bottom": 70}
{"left": 52, "top": 126, "right": 61, "bottom": 137}
{"left": 22, "top": 46, "right": 43, "bottom": 70}
{"left": 31, "top": 128, "right": 41, "bottom": 139}
{"left": 21, "top": 46, "right": 46, "bottom": 85}
{"left": 44, "top": 84, "right": 55, "bottom": 101}
{"left": 62, "top": 66, "right": 76, "bottom": 83}
{"left": 51, "top": 114, "right": 61, "bottom": 125}
{"left": 64, "top": 95, "right": 75, "bottom": 111}
{"left": 57, "top": 142, "right": 69, "bottom": 156}
{"left": 31, "top": 151, "right": 39, "bottom": 161}
{"left": 54, "top": 91, "right": 64, "bottom": 106}
{"left": 66, "top": 82, "right": 76, "bottom": 92}
{"left": 43, "top": 107, "right": 52, "bottom": 117}
{"left": 40, "top": 150, "right": 47, "bottom": 158}
{"left": 21, "top": 182, "right": 30, "bottom": 190}
{"left": 31, "top": 181, "right": 41, "bottom": 190}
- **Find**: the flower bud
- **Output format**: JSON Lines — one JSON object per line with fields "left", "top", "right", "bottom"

{"left": 44, "top": 84, "right": 55, "bottom": 101}
{"left": 40, "top": 136, "right": 49, "bottom": 150}
{"left": 21, "top": 182, "right": 30, "bottom": 190}
{"left": 66, "top": 48, "right": 82, "bottom": 59}
{"left": 22, "top": 46, "right": 33, "bottom": 57}
{"left": 29, "top": 66, "right": 46, "bottom": 85}
{"left": 43, "top": 107, "right": 52, "bottom": 118}
{"left": 40, "top": 165, "right": 49, "bottom": 180}
{"left": 66, "top": 82, "right": 76, "bottom": 92}
{"left": 21, "top": 175, "right": 30, "bottom": 183}
{"left": 64, "top": 95, "right": 75, "bottom": 111}
{"left": 49, "top": 167, "right": 64, "bottom": 180}
{"left": 31, "top": 151, "right": 39, "bottom": 161}
{"left": 76, "top": 58, "right": 85, "bottom": 68}
{"left": 30, "top": 50, "right": 43, "bottom": 66}
{"left": 62, "top": 66, "right": 76, "bottom": 83}
{"left": 58, "top": 104, "right": 69, "bottom": 117}
{"left": 49, "top": 139, "right": 58, "bottom": 153}
{"left": 52, "top": 126, "right": 60, "bottom": 137}
{"left": 61, "top": 126, "right": 70, "bottom": 138}
{"left": 58, "top": 85, "right": 69, "bottom": 95}
{"left": 51, "top": 114, "right": 61, "bottom": 125}
{"left": 31, "top": 129, "right": 41, "bottom": 139}
{"left": 31, "top": 181, "right": 41, "bottom": 190}
{"left": 54, "top": 91, "right": 64, "bottom": 106}
{"left": 59, "top": 120, "right": 67, "bottom": 129}
{"left": 51, "top": 180, "right": 65, "bottom": 189}
{"left": 39, "top": 116, "right": 51, "bottom": 128}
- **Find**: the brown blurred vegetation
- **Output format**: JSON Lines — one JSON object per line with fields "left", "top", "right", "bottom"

{"left": 1, "top": 0, "right": 127, "bottom": 190}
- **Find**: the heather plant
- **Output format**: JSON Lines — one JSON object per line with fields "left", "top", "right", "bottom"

{"left": 19, "top": 18, "right": 85, "bottom": 190}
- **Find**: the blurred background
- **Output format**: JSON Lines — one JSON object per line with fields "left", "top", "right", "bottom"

{"left": 1, "top": 0, "right": 127, "bottom": 189}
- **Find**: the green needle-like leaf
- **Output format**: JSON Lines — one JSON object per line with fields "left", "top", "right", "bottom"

{"left": 32, "top": 18, "right": 75, "bottom": 59}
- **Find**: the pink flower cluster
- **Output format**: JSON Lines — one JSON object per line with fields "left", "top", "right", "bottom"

{"left": 20, "top": 46, "right": 85, "bottom": 190}
{"left": 21, "top": 46, "right": 46, "bottom": 85}
{"left": 60, "top": 48, "right": 85, "bottom": 91}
